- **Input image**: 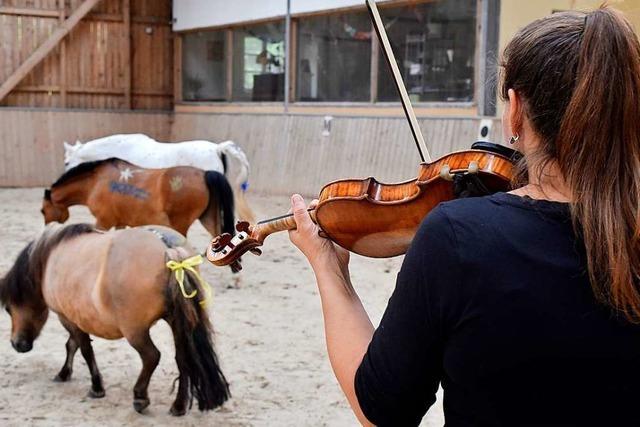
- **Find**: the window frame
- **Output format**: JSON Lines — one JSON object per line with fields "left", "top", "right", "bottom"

{"left": 175, "top": 0, "right": 495, "bottom": 115}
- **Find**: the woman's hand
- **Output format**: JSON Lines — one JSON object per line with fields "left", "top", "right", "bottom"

{"left": 288, "top": 194, "right": 350, "bottom": 272}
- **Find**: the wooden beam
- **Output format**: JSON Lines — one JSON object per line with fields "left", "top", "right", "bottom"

{"left": 0, "top": 0, "right": 102, "bottom": 103}
{"left": 173, "top": 36, "right": 183, "bottom": 104}
{"left": 123, "top": 0, "right": 132, "bottom": 109}
{"left": 289, "top": 19, "right": 298, "bottom": 103}
{"left": 225, "top": 29, "right": 233, "bottom": 101}
{"left": 0, "top": 7, "right": 59, "bottom": 18}
{"left": 58, "top": 0, "right": 67, "bottom": 107}
{"left": 13, "top": 85, "right": 171, "bottom": 97}
{"left": 84, "top": 12, "right": 171, "bottom": 25}
{"left": 69, "top": 86, "right": 123, "bottom": 95}
{"left": 14, "top": 85, "right": 61, "bottom": 93}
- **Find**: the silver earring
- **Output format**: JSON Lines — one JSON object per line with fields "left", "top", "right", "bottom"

{"left": 509, "top": 134, "right": 520, "bottom": 145}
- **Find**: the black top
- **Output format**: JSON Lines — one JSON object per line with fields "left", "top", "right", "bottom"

{"left": 355, "top": 192, "right": 640, "bottom": 426}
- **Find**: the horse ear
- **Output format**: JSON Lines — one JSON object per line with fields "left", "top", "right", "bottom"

{"left": 63, "top": 141, "right": 71, "bottom": 150}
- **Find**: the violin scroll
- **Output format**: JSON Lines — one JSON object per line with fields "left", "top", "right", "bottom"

{"left": 207, "top": 221, "right": 267, "bottom": 270}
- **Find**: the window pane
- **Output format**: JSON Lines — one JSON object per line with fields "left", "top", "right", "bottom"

{"left": 232, "top": 21, "right": 285, "bottom": 102}
{"left": 378, "top": 0, "right": 477, "bottom": 103}
{"left": 182, "top": 31, "right": 227, "bottom": 101}
{"left": 296, "top": 12, "right": 371, "bottom": 102}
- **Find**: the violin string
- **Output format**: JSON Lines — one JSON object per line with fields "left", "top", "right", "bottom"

{"left": 257, "top": 208, "right": 314, "bottom": 225}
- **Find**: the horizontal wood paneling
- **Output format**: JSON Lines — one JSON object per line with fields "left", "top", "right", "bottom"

{"left": 0, "top": 108, "right": 172, "bottom": 186}
{"left": 171, "top": 113, "right": 503, "bottom": 195}
{"left": 0, "top": 109, "right": 502, "bottom": 192}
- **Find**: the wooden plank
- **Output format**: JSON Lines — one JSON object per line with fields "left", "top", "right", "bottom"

{"left": 14, "top": 85, "right": 61, "bottom": 92}
{"left": 173, "top": 35, "right": 183, "bottom": 103}
{"left": 0, "top": 7, "right": 60, "bottom": 18}
{"left": 15, "top": 84, "right": 172, "bottom": 97}
{"left": 225, "top": 29, "right": 233, "bottom": 101}
{"left": 123, "top": 0, "right": 131, "bottom": 109}
{"left": 0, "top": 0, "right": 103, "bottom": 103}
{"left": 173, "top": 103, "right": 478, "bottom": 118}
{"left": 84, "top": 12, "right": 171, "bottom": 25}
{"left": 59, "top": 0, "right": 67, "bottom": 107}
{"left": 289, "top": 19, "right": 298, "bottom": 103}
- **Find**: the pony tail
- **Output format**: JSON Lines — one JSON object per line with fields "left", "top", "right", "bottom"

{"left": 556, "top": 7, "right": 640, "bottom": 320}
{"left": 166, "top": 268, "right": 230, "bottom": 410}
{"left": 202, "top": 171, "right": 235, "bottom": 236}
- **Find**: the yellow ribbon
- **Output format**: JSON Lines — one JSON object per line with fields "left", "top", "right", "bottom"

{"left": 166, "top": 255, "right": 213, "bottom": 307}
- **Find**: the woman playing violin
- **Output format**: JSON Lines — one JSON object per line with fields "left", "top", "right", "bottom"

{"left": 289, "top": 7, "right": 640, "bottom": 426}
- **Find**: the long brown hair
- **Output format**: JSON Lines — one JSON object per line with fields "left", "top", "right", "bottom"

{"left": 501, "top": 7, "right": 640, "bottom": 321}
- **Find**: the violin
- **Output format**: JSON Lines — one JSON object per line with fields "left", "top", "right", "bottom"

{"left": 207, "top": 142, "right": 516, "bottom": 270}
{"left": 206, "top": 0, "right": 520, "bottom": 271}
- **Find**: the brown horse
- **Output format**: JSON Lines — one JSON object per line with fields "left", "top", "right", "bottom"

{"left": 0, "top": 223, "right": 230, "bottom": 415}
{"left": 41, "top": 158, "right": 253, "bottom": 238}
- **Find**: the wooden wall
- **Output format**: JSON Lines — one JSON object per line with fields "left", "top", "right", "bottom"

{"left": 0, "top": 108, "right": 171, "bottom": 186}
{"left": 172, "top": 113, "right": 503, "bottom": 195}
{"left": 0, "top": 109, "right": 502, "bottom": 192}
{"left": 0, "top": 0, "right": 173, "bottom": 110}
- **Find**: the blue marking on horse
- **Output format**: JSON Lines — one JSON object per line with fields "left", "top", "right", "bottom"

{"left": 241, "top": 181, "right": 249, "bottom": 192}
{"left": 109, "top": 181, "right": 150, "bottom": 200}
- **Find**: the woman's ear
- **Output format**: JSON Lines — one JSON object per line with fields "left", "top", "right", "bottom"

{"left": 507, "top": 88, "right": 523, "bottom": 137}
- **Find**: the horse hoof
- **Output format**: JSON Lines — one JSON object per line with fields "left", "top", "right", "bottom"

{"left": 53, "top": 371, "right": 72, "bottom": 382}
{"left": 88, "top": 388, "right": 106, "bottom": 399}
{"left": 170, "top": 403, "right": 187, "bottom": 417}
{"left": 133, "top": 398, "right": 150, "bottom": 413}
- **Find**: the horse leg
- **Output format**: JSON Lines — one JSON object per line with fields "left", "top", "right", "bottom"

{"left": 126, "top": 330, "right": 161, "bottom": 414}
{"left": 77, "top": 332, "right": 105, "bottom": 398}
{"left": 53, "top": 334, "right": 78, "bottom": 382}
{"left": 58, "top": 317, "right": 105, "bottom": 397}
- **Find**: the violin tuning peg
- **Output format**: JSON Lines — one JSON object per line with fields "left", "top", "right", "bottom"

{"left": 439, "top": 164, "right": 454, "bottom": 181}
{"left": 249, "top": 248, "right": 262, "bottom": 256}
{"left": 230, "top": 260, "right": 243, "bottom": 273}
{"left": 211, "top": 233, "right": 232, "bottom": 251}
{"left": 467, "top": 161, "right": 479, "bottom": 175}
{"left": 236, "top": 221, "right": 251, "bottom": 232}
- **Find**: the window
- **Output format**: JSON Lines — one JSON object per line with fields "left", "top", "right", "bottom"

{"left": 182, "top": 30, "right": 227, "bottom": 101}
{"left": 296, "top": 12, "right": 372, "bottom": 102}
{"left": 179, "top": 0, "right": 481, "bottom": 105}
{"left": 378, "top": 0, "right": 477, "bottom": 102}
{"left": 232, "top": 21, "right": 285, "bottom": 102}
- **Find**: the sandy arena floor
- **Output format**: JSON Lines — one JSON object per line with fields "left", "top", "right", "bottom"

{"left": 0, "top": 188, "right": 444, "bottom": 426}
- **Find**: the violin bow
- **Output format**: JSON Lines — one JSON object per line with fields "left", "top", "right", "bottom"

{"left": 366, "top": 0, "right": 432, "bottom": 163}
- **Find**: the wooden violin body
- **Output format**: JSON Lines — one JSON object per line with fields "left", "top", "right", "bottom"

{"left": 316, "top": 148, "right": 514, "bottom": 258}
{"left": 207, "top": 145, "right": 516, "bottom": 270}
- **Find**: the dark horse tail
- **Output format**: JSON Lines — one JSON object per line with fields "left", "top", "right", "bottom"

{"left": 201, "top": 171, "right": 235, "bottom": 237}
{"left": 166, "top": 270, "right": 230, "bottom": 411}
